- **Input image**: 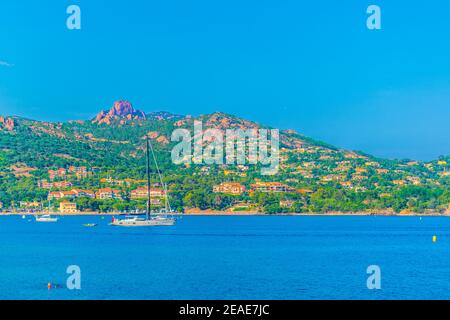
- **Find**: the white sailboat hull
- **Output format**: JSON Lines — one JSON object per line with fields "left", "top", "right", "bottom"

{"left": 111, "top": 217, "right": 175, "bottom": 227}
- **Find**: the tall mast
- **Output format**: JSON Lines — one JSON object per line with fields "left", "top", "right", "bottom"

{"left": 146, "top": 135, "right": 151, "bottom": 219}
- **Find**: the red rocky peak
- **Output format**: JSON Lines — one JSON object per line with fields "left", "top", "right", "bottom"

{"left": 93, "top": 101, "right": 146, "bottom": 124}
{"left": 108, "top": 101, "right": 142, "bottom": 117}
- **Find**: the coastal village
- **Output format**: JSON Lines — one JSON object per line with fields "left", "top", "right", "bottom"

{"left": 3, "top": 163, "right": 307, "bottom": 214}
{"left": 1, "top": 101, "right": 449, "bottom": 215}
{"left": 2, "top": 148, "right": 449, "bottom": 215}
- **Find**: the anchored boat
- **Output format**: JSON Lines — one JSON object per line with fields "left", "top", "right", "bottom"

{"left": 111, "top": 135, "right": 177, "bottom": 227}
{"left": 83, "top": 223, "right": 98, "bottom": 227}
{"left": 35, "top": 214, "right": 59, "bottom": 223}
{"left": 111, "top": 215, "right": 175, "bottom": 227}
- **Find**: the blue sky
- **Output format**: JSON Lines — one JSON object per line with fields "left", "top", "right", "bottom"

{"left": 1, "top": 0, "right": 450, "bottom": 160}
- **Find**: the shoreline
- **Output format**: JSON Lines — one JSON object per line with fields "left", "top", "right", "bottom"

{"left": 1, "top": 211, "right": 449, "bottom": 217}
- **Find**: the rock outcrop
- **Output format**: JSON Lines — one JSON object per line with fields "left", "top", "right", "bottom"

{"left": 93, "top": 100, "right": 146, "bottom": 125}
{"left": 0, "top": 116, "right": 15, "bottom": 131}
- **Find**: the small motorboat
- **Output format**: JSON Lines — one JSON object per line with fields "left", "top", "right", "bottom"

{"left": 83, "top": 223, "right": 97, "bottom": 227}
{"left": 35, "top": 215, "right": 59, "bottom": 223}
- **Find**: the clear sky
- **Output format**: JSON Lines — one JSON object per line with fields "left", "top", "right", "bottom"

{"left": 1, "top": 0, "right": 450, "bottom": 160}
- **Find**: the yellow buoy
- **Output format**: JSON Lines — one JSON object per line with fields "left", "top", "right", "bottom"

{"left": 432, "top": 235, "right": 437, "bottom": 243}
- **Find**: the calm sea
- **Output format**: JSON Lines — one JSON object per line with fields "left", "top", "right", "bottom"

{"left": 0, "top": 215, "right": 448, "bottom": 300}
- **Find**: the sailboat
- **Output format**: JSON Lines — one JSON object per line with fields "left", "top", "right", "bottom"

{"left": 111, "top": 135, "right": 177, "bottom": 227}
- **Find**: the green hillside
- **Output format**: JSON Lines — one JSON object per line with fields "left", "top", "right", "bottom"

{"left": 0, "top": 102, "right": 449, "bottom": 214}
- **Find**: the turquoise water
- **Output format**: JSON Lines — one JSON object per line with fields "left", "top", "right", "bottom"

{"left": 0, "top": 215, "right": 449, "bottom": 300}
